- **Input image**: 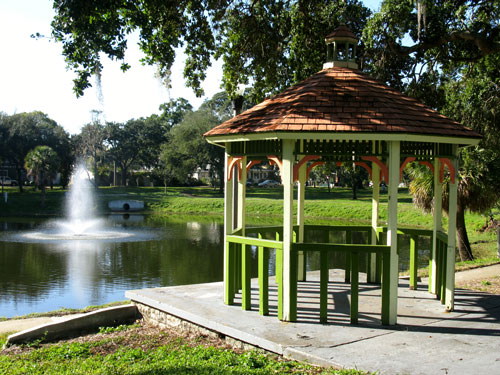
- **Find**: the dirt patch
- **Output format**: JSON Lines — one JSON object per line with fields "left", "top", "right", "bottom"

{"left": 1, "top": 320, "right": 235, "bottom": 357}
{"left": 456, "top": 275, "right": 500, "bottom": 295}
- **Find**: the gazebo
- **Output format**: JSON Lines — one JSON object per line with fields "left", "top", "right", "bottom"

{"left": 204, "top": 26, "right": 481, "bottom": 325}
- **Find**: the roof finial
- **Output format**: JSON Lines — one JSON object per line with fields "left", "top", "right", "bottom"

{"left": 324, "top": 24, "right": 358, "bottom": 69}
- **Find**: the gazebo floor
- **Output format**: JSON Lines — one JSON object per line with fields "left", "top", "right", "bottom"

{"left": 126, "top": 270, "right": 500, "bottom": 375}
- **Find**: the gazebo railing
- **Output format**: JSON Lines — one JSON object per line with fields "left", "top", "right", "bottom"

{"left": 377, "top": 227, "right": 449, "bottom": 301}
{"left": 225, "top": 224, "right": 449, "bottom": 325}
{"left": 290, "top": 241, "right": 391, "bottom": 324}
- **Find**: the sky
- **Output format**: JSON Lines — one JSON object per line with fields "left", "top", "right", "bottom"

{"left": 0, "top": 0, "right": 381, "bottom": 135}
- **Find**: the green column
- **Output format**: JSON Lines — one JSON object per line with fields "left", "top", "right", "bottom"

{"left": 223, "top": 147, "right": 235, "bottom": 305}
{"left": 350, "top": 250, "right": 359, "bottom": 324}
{"left": 369, "top": 161, "right": 380, "bottom": 283}
{"left": 281, "top": 139, "right": 296, "bottom": 321}
{"left": 258, "top": 233, "right": 269, "bottom": 315}
{"left": 409, "top": 235, "right": 418, "bottom": 290}
{"left": 386, "top": 141, "right": 400, "bottom": 325}
{"left": 297, "top": 159, "right": 307, "bottom": 281}
{"left": 445, "top": 146, "right": 459, "bottom": 311}
{"left": 431, "top": 157, "right": 442, "bottom": 294}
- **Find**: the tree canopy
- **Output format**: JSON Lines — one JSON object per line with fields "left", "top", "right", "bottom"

{"left": 0, "top": 111, "right": 71, "bottom": 191}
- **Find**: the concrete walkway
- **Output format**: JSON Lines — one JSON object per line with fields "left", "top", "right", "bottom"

{"left": 126, "top": 267, "right": 500, "bottom": 375}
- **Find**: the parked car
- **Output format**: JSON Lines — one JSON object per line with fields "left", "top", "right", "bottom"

{"left": 0, "top": 177, "right": 18, "bottom": 186}
{"left": 246, "top": 179, "right": 257, "bottom": 187}
{"left": 258, "top": 179, "right": 280, "bottom": 188}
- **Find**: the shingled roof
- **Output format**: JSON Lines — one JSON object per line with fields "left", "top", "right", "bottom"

{"left": 204, "top": 67, "right": 481, "bottom": 140}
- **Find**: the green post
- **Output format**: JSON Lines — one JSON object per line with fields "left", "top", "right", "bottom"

{"left": 440, "top": 242, "right": 447, "bottom": 305}
{"left": 409, "top": 235, "right": 418, "bottom": 290}
{"left": 225, "top": 241, "right": 235, "bottom": 305}
{"left": 381, "top": 250, "right": 391, "bottom": 325}
{"left": 275, "top": 232, "right": 281, "bottom": 287}
{"left": 242, "top": 244, "right": 251, "bottom": 310}
{"left": 428, "top": 233, "right": 433, "bottom": 293}
{"left": 235, "top": 243, "right": 242, "bottom": 291}
{"left": 258, "top": 234, "right": 269, "bottom": 315}
{"left": 436, "top": 241, "right": 442, "bottom": 300}
{"left": 277, "top": 230, "right": 283, "bottom": 320}
{"left": 290, "top": 247, "right": 298, "bottom": 321}
{"left": 375, "top": 252, "right": 382, "bottom": 284}
{"left": 320, "top": 250, "right": 329, "bottom": 323}
{"left": 345, "top": 231, "right": 352, "bottom": 282}
{"left": 350, "top": 251, "right": 359, "bottom": 324}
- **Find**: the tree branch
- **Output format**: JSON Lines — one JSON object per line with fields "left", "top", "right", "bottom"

{"left": 387, "top": 27, "right": 500, "bottom": 59}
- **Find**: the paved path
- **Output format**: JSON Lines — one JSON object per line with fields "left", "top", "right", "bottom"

{"left": 127, "top": 266, "right": 500, "bottom": 375}
{"left": 0, "top": 315, "right": 83, "bottom": 335}
{"left": 455, "top": 263, "right": 500, "bottom": 283}
{"left": 2, "top": 265, "right": 499, "bottom": 374}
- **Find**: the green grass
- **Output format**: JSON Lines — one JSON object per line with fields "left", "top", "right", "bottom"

{"left": 0, "top": 323, "right": 370, "bottom": 375}
{"left": 1, "top": 185, "right": 499, "bottom": 262}
{"left": 0, "top": 345, "right": 366, "bottom": 375}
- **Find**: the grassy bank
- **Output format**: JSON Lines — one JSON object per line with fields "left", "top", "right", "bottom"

{"left": 0, "top": 322, "right": 370, "bottom": 375}
{"left": 1, "top": 185, "right": 498, "bottom": 261}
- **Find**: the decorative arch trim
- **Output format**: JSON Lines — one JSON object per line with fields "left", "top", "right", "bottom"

{"left": 400, "top": 157, "right": 416, "bottom": 181}
{"left": 293, "top": 155, "right": 320, "bottom": 181}
{"left": 227, "top": 156, "right": 244, "bottom": 181}
{"left": 360, "top": 156, "right": 388, "bottom": 182}
{"left": 439, "top": 158, "right": 456, "bottom": 184}
{"left": 306, "top": 161, "right": 325, "bottom": 180}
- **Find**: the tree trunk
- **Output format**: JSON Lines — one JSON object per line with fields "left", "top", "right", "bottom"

{"left": 351, "top": 173, "right": 357, "bottom": 200}
{"left": 16, "top": 167, "right": 24, "bottom": 193}
{"left": 40, "top": 171, "right": 46, "bottom": 208}
{"left": 93, "top": 158, "right": 99, "bottom": 188}
{"left": 121, "top": 166, "right": 128, "bottom": 186}
{"left": 456, "top": 201, "right": 474, "bottom": 261}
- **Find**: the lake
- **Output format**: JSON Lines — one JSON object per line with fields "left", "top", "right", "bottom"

{"left": 0, "top": 215, "right": 226, "bottom": 318}
{"left": 0, "top": 215, "right": 425, "bottom": 318}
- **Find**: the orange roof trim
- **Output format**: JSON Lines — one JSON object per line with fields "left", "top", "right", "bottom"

{"left": 204, "top": 67, "right": 481, "bottom": 140}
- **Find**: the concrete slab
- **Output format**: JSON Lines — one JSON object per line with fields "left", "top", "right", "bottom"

{"left": 126, "top": 269, "right": 500, "bottom": 375}
{"left": 0, "top": 316, "right": 83, "bottom": 335}
{"left": 5, "top": 304, "right": 138, "bottom": 346}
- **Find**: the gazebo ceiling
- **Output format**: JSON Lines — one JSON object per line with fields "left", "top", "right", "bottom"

{"left": 204, "top": 67, "right": 481, "bottom": 145}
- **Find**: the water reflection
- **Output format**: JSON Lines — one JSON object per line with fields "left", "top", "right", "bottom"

{"left": 0, "top": 216, "right": 224, "bottom": 318}
{"left": 0, "top": 216, "right": 426, "bottom": 318}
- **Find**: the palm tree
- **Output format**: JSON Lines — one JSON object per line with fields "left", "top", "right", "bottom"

{"left": 408, "top": 147, "right": 500, "bottom": 261}
{"left": 25, "top": 146, "right": 60, "bottom": 207}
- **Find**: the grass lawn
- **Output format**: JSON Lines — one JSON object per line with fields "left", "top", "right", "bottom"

{"left": 1, "top": 185, "right": 499, "bottom": 263}
{"left": 0, "top": 322, "right": 370, "bottom": 375}
{"left": 0, "top": 186, "right": 497, "bottom": 374}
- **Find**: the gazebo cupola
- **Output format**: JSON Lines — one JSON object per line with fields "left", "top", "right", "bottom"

{"left": 324, "top": 24, "right": 358, "bottom": 69}
{"left": 204, "top": 25, "right": 481, "bottom": 327}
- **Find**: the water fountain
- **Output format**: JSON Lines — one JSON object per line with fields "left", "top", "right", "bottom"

{"left": 9, "top": 164, "right": 153, "bottom": 243}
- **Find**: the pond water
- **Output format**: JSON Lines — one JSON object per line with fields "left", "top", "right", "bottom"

{"left": 0, "top": 215, "right": 428, "bottom": 318}
{"left": 0, "top": 215, "right": 224, "bottom": 318}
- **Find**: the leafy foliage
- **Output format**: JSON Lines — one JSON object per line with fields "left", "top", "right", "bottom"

{"left": 160, "top": 109, "right": 224, "bottom": 189}
{"left": 24, "top": 146, "right": 60, "bottom": 206}
{"left": 0, "top": 112, "right": 71, "bottom": 191}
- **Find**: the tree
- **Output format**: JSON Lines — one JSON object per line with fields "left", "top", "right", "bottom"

{"left": 104, "top": 118, "right": 168, "bottom": 186}
{"left": 50, "top": 0, "right": 370, "bottom": 101}
{"left": 2, "top": 112, "right": 71, "bottom": 192}
{"left": 158, "top": 98, "right": 193, "bottom": 129}
{"left": 74, "top": 119, "right": 106, "bottom": 187}
{"left": 160, "top": 109, "right": 224, "bottom": 190}
{"left": 50, "top": 0, "right": 500, "bottom": 260}
{"left": 24, "top": 146, "right": 60, "bottom": 207}
{"left": 50, "top": 0, "right": 228, "bottom": 97}
{"left": 363, "top": 1, "right": 500, "bottom": 261}
{"left": 363, "top": 0, "right": 500, "bottom": 96}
